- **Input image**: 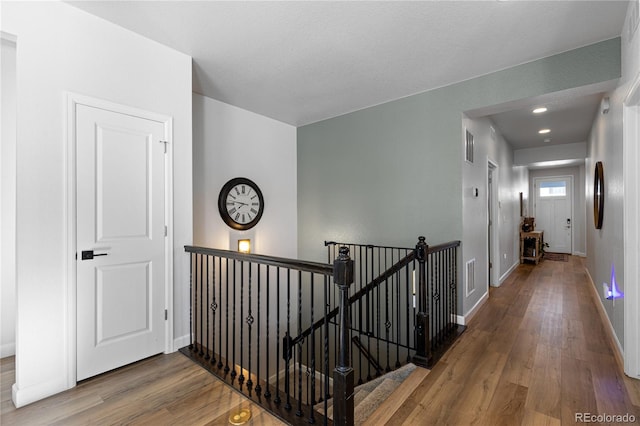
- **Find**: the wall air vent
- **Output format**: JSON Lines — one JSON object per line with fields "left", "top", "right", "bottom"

{"left": 465, "top": 129, "right": 474, "bottom": 163}
{"left": 466, "top": 258, "right": 476, "bottom": 296}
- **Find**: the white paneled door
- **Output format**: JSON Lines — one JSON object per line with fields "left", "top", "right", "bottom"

{"left": 76, "top": 103, "right": 167, "bottom": 381}
{"left": 534, "top": 177, "right": 573, "bottom": 254}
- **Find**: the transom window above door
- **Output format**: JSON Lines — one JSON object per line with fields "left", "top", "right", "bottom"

{"left": 539, "top": 180, "right": 567, "bottom": 197}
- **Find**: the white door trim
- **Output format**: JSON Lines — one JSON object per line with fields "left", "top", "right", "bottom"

{"left": 623, "top": 72, "right": 640, "bottom": 379}
{"left": 65, "top": 93, "right": 174, "bottom": 388}
{"left": 487, "top": 159, "right": 499, "bottom": 288}
{"left": 533, "top": 175, "right": 574, "bottom": 254}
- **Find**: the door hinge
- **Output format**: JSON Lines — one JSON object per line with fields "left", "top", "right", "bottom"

{"left": 159, "top": 140, "right": 169, "bottom": 153}
{"left": 164, "top": 225, "right": 168, "bottom": 237}
{"left": 165, "top": 309, "right": 168, "bottom": 320}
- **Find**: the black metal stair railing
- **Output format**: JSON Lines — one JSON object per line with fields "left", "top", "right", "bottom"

{"left": 182, "top": 245, "right": 356, "bottom": 426}
{"left": 322, "top": 237, "right": 464, "bottom": 378}
{"left": 182, "top": 236, "right": 462, "bottom": 426}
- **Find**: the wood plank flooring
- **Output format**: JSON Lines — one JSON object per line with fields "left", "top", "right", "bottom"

{"left": 2, "top": 256, "right": 639, "bottom": 425}
{"left": 381, "top": 256, "right": 640, "bottom": 425}
{"left": 1, "top": 352, "right": 285, "bottom": 425}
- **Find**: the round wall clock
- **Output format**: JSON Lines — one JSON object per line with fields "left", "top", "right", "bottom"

{"left": 593, "top": 161, "right": 604, "bottom": 229}
{"left": 218, "top": 177, "right": 264, "bottom": 230}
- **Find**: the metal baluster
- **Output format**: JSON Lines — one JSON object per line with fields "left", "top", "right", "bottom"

{"left": 453, "top": 247, "right": 458, "bottom": 332}
{"left": 395, "top": 248, "right": 401, "bottom": 368}
{"left": 224, "top": 258, "right": 230, "bottom": 372}
{"left": 437, "top": 251, "right": 442, "bottom": 349}
{"left": 264, "top": 265, "right": 271, "bottom": 398}
{"left": 405, "top": 259, "right": 411, "bottom": 363}
{"left": 239, "top": 261, "right": 245, "bottom": 385}
{"left": 274, "top": 267, "right": 281, "bottom": 405}
{"left": 254, "top": 263, "right": 261, "bottom": 394}
{"left": 285, "top": 269, "right": 292, "bottom": 410}
{"left": 357, "top": 245, "right": 363, "bottom": 385}
{"left": 211, "top": 256, "right": 217, "bottom": 365}
{"left": 376, "top": 247, "right": 381, "bottom": 375}
{"left": 297, "top": 271, "right": 303, "bottom": 417}
{"left": 323, "top": 274, "right": 330, "bottom": 424}
{"left": 385, "top": 249, "right": 391, "bottom": 372}
{"left": 246, "top": 262, "right": 253, "bottom": 389}
{"left": 218, "top": 256, "right": 224, "bottom": 369}
{"left": 205, "top": 254, "right": 210, "bottom": 360}
{"left": 231, "top": 259, "right": 236, "bottom": 376}
{"left": 189, "top": 252, "right": 193, "bottom": 350}
{"left": 366, "top": 245, "right": 373, "bottom": 381}
{"left": 199, "top": 253, "right": 204, "bottom": 356}
{"left": 309, "top": 273, "right": 316, "bottom": 423}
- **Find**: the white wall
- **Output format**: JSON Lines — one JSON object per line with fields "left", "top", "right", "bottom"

{"left": 462, "top": 116, "right": 526, "bottom": 318}
{"left": 192, "top": 94, "right": 297, "bottom": 258}
{"left": 3, "top": 2, "right": 192, "bottom": 407}
{"left": 529, "top": 166, "right": 586, "bottom": 256}
{"left": 585, "top": 0, "right": 640, "bottom": 355}
{"left": 191, "top": 94, "right": 297, "bottom": 378}
{"left": 1, "top": 37, "right": 17, "bottom": 358}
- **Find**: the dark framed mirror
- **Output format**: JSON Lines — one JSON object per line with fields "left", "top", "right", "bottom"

{"left": 594, "top": 161, "right": 604, "bottom": 229}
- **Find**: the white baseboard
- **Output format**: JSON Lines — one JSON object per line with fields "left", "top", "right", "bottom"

{"left": 12, "top": 377, "right": 71, "bottom": 408}
{"left": 584, "top": 267, "right": 624, "bottom": 371}
{"left": 573, "top": 251, "right": 587, "bottom": 257}
{"left": 458, "top": 291, "right": 489, "bottom": 326}
{"left": 1, "top": 342, "right": 15, "bottom": 358}
{"left": 499, "top": 261, "right": 519, "bottom": 285}
{"left": 173, "top": 334, "right": 191, "bottom": 352}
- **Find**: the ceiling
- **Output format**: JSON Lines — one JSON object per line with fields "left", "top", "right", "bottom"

{"left": 68, "top": 1, "right": 628, "bottom": 151}
{"left": 489, "top": 92, "right": 606, "bottom": 150}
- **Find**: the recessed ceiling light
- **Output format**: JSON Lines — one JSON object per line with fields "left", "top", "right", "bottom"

{"left": 533, "top": 107, "right": 547, "bottom": 114}
{"left": 539, "top": 129, "right": 551, "bottom": 134}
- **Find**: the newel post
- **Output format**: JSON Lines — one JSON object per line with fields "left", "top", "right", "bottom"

{"left": 413, "top": 236, "right": 432, "bottom": 367}
{"left": 333, "top": 246, "right": 354, "bottom": 426}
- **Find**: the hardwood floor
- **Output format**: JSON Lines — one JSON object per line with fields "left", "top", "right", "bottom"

{"left": 2, "top": 256, "right": 639, "bottom": 425}
{"left": 1, "top": 352, "right": 285, "bottom": 425}
{"left": 382, "top": 256, "right": 640, "bottom": 425}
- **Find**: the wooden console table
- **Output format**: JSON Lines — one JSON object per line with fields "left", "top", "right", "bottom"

{"left": 520, "top": 230, "right": 544, "bottom": 264}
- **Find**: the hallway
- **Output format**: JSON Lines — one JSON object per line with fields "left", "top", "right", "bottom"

{"left": 2, "top": 257, "right": 639, "bottom": 425}
{"left": 385, "top": 256, "right": 640, "bottom": 425}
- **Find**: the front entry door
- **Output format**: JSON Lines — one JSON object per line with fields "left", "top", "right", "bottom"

{"left": 76, "top": 103, "right": 167, "bottom": 381}
{"left": 534, "top": 177, "right": 572, "bottom": 254}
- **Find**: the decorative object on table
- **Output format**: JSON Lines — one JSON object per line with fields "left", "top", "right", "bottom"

{"left": 521, "top": 217, "right": 535, "bottom": 232}
{"left": 593, "top": 161, "right": 604, "bottom": 229}
{"left": 218, "top": 177, "right": 264, "bottom": 230}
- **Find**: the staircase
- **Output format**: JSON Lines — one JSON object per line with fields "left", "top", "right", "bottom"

{"left": 316, "top": 362, "right": 427, "bottom": 425}
{"left": 182, "top": 236, "right": 463, "bottom": 425}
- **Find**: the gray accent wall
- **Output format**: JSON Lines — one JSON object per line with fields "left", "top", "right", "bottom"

{"left": 298, "top": 38, "right": 621, "bottom": 317}
{"left": 585, "top": 2, "right": 639, "bottom": 352}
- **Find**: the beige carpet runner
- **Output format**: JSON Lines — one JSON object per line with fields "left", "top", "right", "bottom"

{"left": 315, "top": 363, "right": 417, "bottom": 425}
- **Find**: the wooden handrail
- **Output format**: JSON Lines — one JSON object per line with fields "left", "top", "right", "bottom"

{"left": 184, "top": 245, "right": 333, "bottom": 276}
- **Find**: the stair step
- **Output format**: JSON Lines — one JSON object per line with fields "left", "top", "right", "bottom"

{"left": 354, "top": 378, "right": 400, "bottom": 424}
{"left": 315, "top": 363, "right": 421, "bottom": 423}
{"left": 364, "top": 366, "right": 431, "bottom": 424}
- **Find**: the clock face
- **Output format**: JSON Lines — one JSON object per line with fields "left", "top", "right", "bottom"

{"left": 218, "top": 178, "right": 264, "bottom": 230}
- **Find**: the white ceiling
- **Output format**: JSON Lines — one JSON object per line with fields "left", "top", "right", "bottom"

{"left": 68, "top": 0, "right": 628, "bottom": 129}
{"left": 489, "top": 92, "right": 606, "bottom": 150}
